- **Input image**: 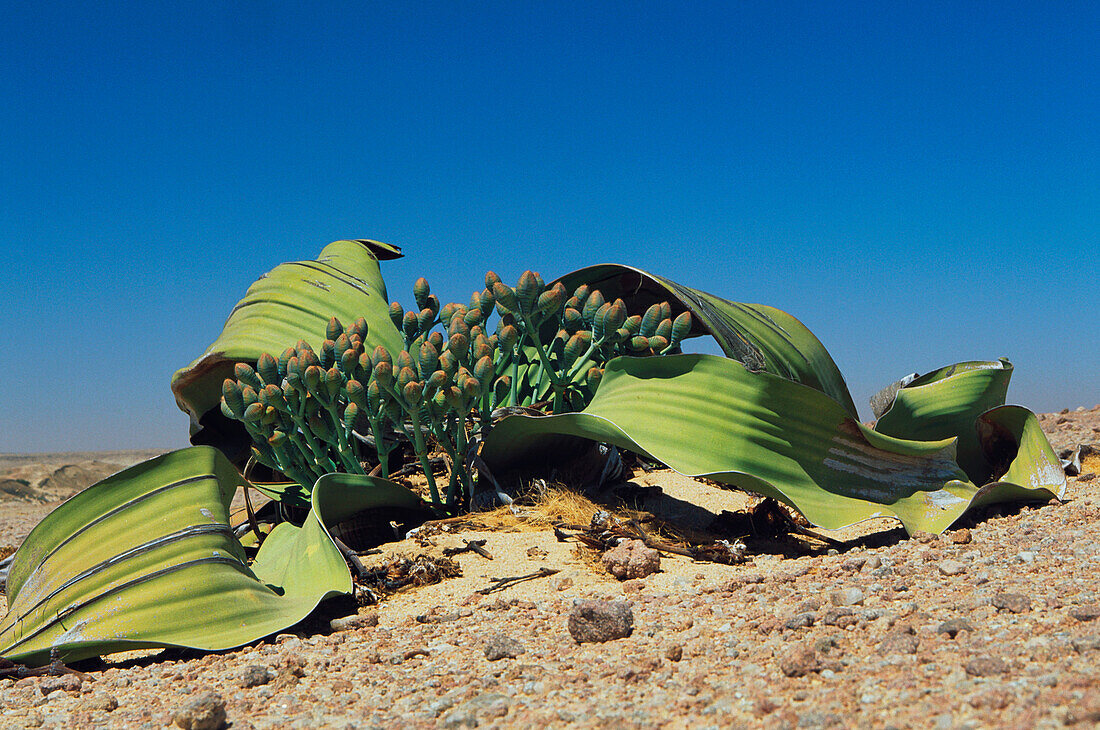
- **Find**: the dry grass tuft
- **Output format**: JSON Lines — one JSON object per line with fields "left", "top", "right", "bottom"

{"left": 441, "top": 484, "right": 604, "bottom": 533}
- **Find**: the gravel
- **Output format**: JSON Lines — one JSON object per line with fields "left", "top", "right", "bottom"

{"left": 1, "top": 411, "right": 1098, "bottom": 727}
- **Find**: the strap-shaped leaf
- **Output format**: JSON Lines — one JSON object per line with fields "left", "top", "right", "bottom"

{"left": 482, "top": 354, "right": 1064, "bottom": 535}
{"left": 873, "top": 359, "right": 1013, "bottom": 483}
{"left": 553, "top": 264, "right": 857, "bottom": 416}
{"left": 0, "top": 448, "right": 421, "bottom": 666}
{"left": 171, "top": 239, "right": 404, "bottom": 442}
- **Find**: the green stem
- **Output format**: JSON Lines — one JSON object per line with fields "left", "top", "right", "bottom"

{"left": 443, "top": 411, "right": 464, "bottom": 510}
{"left": 362, "top": 412, "right": 392, "bottom": 476}
{"left": 520, "top": 315, "right": 565, "bottom": 391}
{"left": 324, "top": 404, "right": 363, "bottom": 473}
{"left": 509, "top": 350, "right": 520, "bottom": 406}
{"left": 564, "top": 336, "right": 607, "bottom": 383}
{"left": 408, "top": 407, "right": 442, "bottom": 509}
{"left": 290, "top": 400, "right": 337, "bottom": 473}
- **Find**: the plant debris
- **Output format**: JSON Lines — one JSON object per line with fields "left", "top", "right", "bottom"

{"left": 554, "top": 510, "right": 749, "bottom": 565}
{"left": 355, "top": 554, "right": 462, "bottom": 602}
{"left": 477, "top": 567, "right": 560, "bottom": 595}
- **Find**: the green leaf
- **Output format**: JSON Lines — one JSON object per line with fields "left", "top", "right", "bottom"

{"left": 171, "top": 239, "right": 404, "bottom": 444}
{"left": 0, "top": 448, "right": 422, "bottom": 667}
{"left": 872, "top": 359, "right": 1013, "bottom": 482}
{"left": 482, "top": 354, "right": 1064, "bottom": 535}
{"left": 552, "top": 264, "right": 858, "bottom": 416}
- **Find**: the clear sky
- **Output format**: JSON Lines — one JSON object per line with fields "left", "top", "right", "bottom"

{"left": 1, "top": 2, "right": 1096, "bottom": 453}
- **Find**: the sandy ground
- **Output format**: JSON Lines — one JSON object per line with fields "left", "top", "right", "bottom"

{"left": 1, "top": 409, "right": 1098, "bottom": 728}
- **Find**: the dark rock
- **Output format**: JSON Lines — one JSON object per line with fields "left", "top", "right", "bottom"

{"left": 785, "top": 613, "right": 816, "bottom": 630}
{"left": 841, "top": 557, "right": 867, "bottom": 572}
{"left": 172, "top": 691, "right": 227, "bottom": 730}
{"left": 1070, "top": 605, "right": 1100, "bottom": 622}
{"left": 878, "top": 626, "right": 919, "bottom": 655}
{"left": 991, "top": 592, "right": 1031, "bottom": 613}
{"left": 602, "top": 539, "right": 660, "bottom": 580}
{"left": 665, "top": 644, "right": 683, "bottom": 662}
{"left": 937, "top": 618, "right": 975, "bottom": 638}
{"left": 965, "top": 656, "right": 1008, "bottom": 677}
{"left": 39, "top": 674, "right": 81, "bottom": 695}
{"left": 239, "top": 665, "right": 272, "bottom": 688}
{"left": 483, "top": 634, "right": 525, "bottom": 661}
{"left": 568, "top": 599, "right": 634, "bottom": 643}
{"left": 823, "top": 608, "right": 857, "bottom": 628}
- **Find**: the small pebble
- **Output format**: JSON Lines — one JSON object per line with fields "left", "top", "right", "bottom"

{"left": 949, "top": 528, "right": 972, "bottom": 544}
{"left": 937, "top": 618, "right": 974, "bottom": 638}
{"left": 239, "top": 665, "right": 272, "bottom": 688}
{"left": 568, "top": 599, "right": 634, "bottom": 643}
{"left": 172, "top": 691, "right": 227, "bottom": 730}
{"left": 39, "top": 674, "right": 81, "bottom": 695}
{"left": 830, "top": 588, "right": 865, "bottom": 607}
{"left": 778, "top": 645, "right": 820, "bottom": 677}
{"left": 991, "top": 593, "right": 1032, "bottom": 614}
{"left": 937, "top": 559, "right": 966, "bottom": 576}
{"left": 1070, "top": 605, "right": 1100, "bottom": 622}
{"left": 483, "top": 634, "right": 525, "bottom": 661}
{"left": 602, "top": 539, "right": 660, "bottom": 580}
{"left": 965, "top": 656, "right": 1008, "bottom": 677}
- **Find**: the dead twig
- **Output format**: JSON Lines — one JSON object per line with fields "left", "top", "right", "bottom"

{"left": 0, "top": 648, "right": 87, "bottom": 680}
{"left": 554, "top": 519, "right": 748, "bottom": 565}
{"left": 477, "top": 567, "right": 559, "bottom": 594}
{"left": 332, "top": 536, "right": 370, "bottom": 580}
{"left": 241, "top": 457, "right": 266, "bottom": 545}
{"left": 389, "top": 456, "right": 447, "bottom": 479}
{"left": 442, "top": 539, "right": 494, "bottom": 560}
{"left": 752, "top": 498, "right": 844, "bottom": 547}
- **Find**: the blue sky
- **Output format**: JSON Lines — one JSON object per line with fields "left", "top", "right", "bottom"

{"left": 1, "top": 2, "right": 1096, "bottom": 452}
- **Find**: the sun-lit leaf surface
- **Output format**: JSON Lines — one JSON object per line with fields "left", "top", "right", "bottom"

{"left": 483, "top": 354, "right": 1063, "bottom": 535}
{"left": 0, "top": 448, "right": 421, "bottom": 667}
{"left": 171, "top": 239, "right": 404, "bottom": 441}
{"left": 552, "top": 264, "right": 858, "bottom": 417}
{"left": 873, "top": 359, "right": 1013, "bottom": 482}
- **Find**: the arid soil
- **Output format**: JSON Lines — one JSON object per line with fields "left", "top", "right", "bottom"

{"left": 1, "top": 409, "right": 1099, "bottom": 729}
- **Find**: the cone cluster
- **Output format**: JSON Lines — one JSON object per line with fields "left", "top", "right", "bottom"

{"left": 221, "top": 271, "right": 691, "bottom": 513}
